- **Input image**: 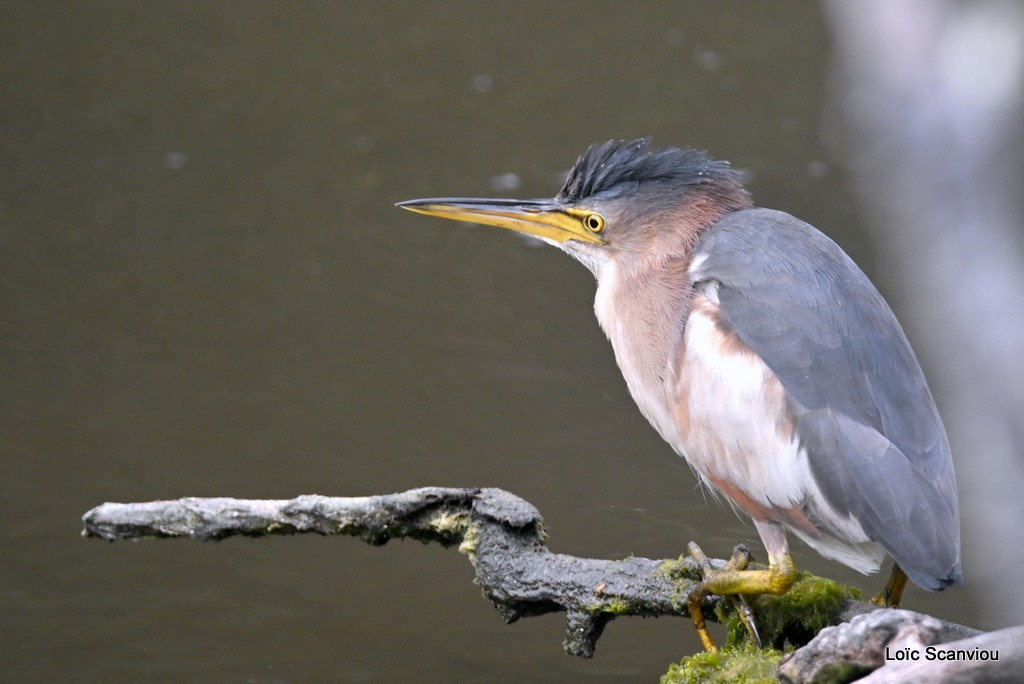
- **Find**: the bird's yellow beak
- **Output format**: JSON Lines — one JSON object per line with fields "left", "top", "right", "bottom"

{"left": 397, "top": 197, "right": 606, "bottom": 245}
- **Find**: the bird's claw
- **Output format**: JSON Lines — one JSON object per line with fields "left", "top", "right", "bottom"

{"left": 871, "top": 564, "right": 909, "bottom": 608}
{"left": 731, "top": 594, "right": 762, "bottom": 648}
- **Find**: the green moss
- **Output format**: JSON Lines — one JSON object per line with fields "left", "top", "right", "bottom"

{"left": 656, "top": 555, "right": 703, "bottom": 582}
{"left": 656, "top": 555, "right": 704, "bottom": 609}
{"left": 457, "top": 522, "right": 480, "bottom": 557}
{"left": 597, "top": 599, "right": 633, "bottom": 615}
{"left": 721, "top": 572, "right": 861, "bottom": 649}
{"left": 430, "top": 511, "right": 469, "bottom": 535}
{"left": 658, "top": 572, "right": 858, "bottom": 683}
{"left": 424, "top": 511, "right": 477, "bottom": 553}
{"left": 661, "top": 642, "right": 781, "bottom": 684}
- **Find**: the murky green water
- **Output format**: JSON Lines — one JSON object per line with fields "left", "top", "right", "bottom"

{"left": 2, "top": 2, "right": 989, "bottom": 681}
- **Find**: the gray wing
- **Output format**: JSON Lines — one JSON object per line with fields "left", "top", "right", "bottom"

{"left": 691, "top": 208, "right": 961, "bottom": 589}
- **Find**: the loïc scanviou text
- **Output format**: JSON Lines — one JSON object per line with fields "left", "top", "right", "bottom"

{"left": 885, "top": 645, "right": 999, "bottom": 662}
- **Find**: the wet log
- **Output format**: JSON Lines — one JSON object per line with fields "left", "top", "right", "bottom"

{"left": 83, "top": 487, "right": 697, "bottom": 657}
{"left": 82, "top": 485, "right": 993, "bottom": 677}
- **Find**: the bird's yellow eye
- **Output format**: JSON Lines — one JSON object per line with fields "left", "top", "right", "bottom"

{"left": 583, "top": 213, "right": 605, "bottom": 234}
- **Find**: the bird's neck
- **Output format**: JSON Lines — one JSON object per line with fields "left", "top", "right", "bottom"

{"left": 592, "top": 249, "right": 695, "bottom": 444}
{"left": 589, "top": 195, "right": 748, "bottom": 440}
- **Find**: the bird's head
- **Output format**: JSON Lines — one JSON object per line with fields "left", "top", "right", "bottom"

{"left": 398, "top": 138, "right": 751, "bottom": 276}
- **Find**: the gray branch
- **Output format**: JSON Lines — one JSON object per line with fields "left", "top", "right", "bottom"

{"left": 82, "top": 487, "right": 704, "bottom": 657}
{"left": 83, "top": 485, "right": 991, "bottom": 676}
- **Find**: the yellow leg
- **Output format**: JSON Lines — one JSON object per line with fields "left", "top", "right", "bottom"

{"left": 871, "top": 564, "right": 909, "bottom": 607}
{"left": 686, "top": 541, "right": 798, "bottom": 651}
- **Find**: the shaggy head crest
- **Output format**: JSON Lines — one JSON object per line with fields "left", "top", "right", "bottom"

{"left": 556, "top": 138, "right": 742, "bottom": 204}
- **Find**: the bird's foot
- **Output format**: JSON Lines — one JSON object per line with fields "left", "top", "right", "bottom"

{"left": 686, "top": 542, "right": 762, "bottom": 650}
{"left": 685, "top": 542, "right": 797, "bottom": 650}
{"left": 870, "top": 564, "right": 909, "bottom": 607}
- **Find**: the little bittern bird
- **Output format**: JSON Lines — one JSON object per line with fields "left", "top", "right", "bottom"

{"left": 398, "top": 138, "right": 961, "bottom": 650}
